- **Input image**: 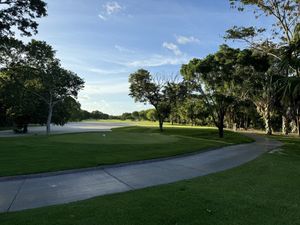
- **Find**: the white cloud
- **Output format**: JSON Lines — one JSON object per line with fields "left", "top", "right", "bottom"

{"left": 89, "top": 67, "right": 128, "bottom": 75}
{"left": 98, "top": 14, "right": 107, "bottom": 21}
{"left": 105, "top": 2, "right": 122, "bottom": 15}
{"left": 99, "top": 1, "right": 123, "bottom": 20}
{"left": 175, "top": 35, "right": 200, "bottom": 45}
{"left": 81, "top": 81, "right": 129, "bottom": 95}
{"left": 162, "top": 42, "right": 182, "bottom": 56}
{"left": 124, "top": 54, "right": 188, "bottom": 67}
{"left": 114, "top": 45, "right": 135, "bottom": 53}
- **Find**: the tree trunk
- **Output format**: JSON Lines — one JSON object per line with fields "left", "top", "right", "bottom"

{"left": 244, "top": 115, "right": 249, "bottom": 130}
{"left": 157, "top": 114, "right": 164, "bottom": 132}
{"left": 264, "top": 116, "right": 272, "bottom": 135}
{"left": 297, "top": 116, "right": 300, "bottom": 137}
{"left": 46, "top": 104, "right": 53, "bottom": 134}
{"left": 159, "top": 118, "right": 163, "bottom": 132}
{"left": 218, "top": 125, "right": 224, "bottom": 138}
{"left": 218, "top": 113, "right": 225, "bottom": 138}
{"left": 23, "top": 124, "right": 28, "bottom": 133}
{"left": 282, "top": 115, "right": 289, "bottom": 135}
{"left": 264, "top": 107, "right": 272, "bottom": 135}
{"left": 233, "top": 123, "right": 237, "bottom": 132}
{"left": 296, "top": 108, "right": 300, "bottom": 137}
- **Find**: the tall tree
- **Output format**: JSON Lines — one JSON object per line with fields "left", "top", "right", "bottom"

{"left": 236, "top": 49, "right": 280, "bottom": 134}
{"left": 0, "top": 67, "right": 38, "bottom": 132}
{"left": 181, "top": 45, "right": 239, "bottom": 138}
{"left": 164, "top": 80, "right": 187, "bottom": 125}
{"left": 227, "top": 0, "right": 299, "bottom": 56}
{"left": 277, "top": 31, "right": 300, "bottom": 135}
{"left": 226, "top": 0, "right": 300, "bottom": 134}
{"left": 0, "top": 0, "right": 47, "bottom": 37}
{"left": 129, "top": 69, "right": 175, "bottom": 131}
{"left": 24, "top": 40, "right": 84, "bottom": 134}
{"left": 0, "top": 40, "right": 84, "bottom": 133}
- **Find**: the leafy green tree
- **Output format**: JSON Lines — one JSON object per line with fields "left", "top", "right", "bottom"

{"left": 0, "top": 103, "right": 11, "bottom": 127}
{"left": 227, "top": 0, "right": 299, "bottom": 59}
{"left": 0, "top": 0, "right": 47, "bottom": 37}
{"left": 89, "top": 111, "right": 109, "bottom": 120}
{"left": 226, "top": 0, "right": 300, "bottom": 134}
{"left": 146, "top": 109, "right": 157, "bottom": 122}
{"left": 0, "top": 37, "right": 25, "bottom": 68}
{"left": 164, "top": 81, "right": 187, "bottom": 125}
{"left": 132, "top": 111, "right": 140, "bottom": 121}
{"left": 24, "top": 40, "right": 84, "bottom": 134}
{"left": 38, "top": 63, "right": 84, "bottom": 134}
{"left": 235, "top": 49, "right": 279, "bottom": 134}
{"left": 0, "top": 38, "right": 37, "bottom": 131}
{"left": 76, "top": 110, "right": 92, "bottom": 121}
{"left": 0, "top": 62, "right": 84, "bottom": 133}
{"left": 63, "top": 100, "right": 85, "bottom": 122}
{"left": 121, "top": 112, "right": 133, "bottom": 120}
{"left": 28, "top": 96, "right": 82, "bottom": 126}
{"left": 277, "top": 24, "right": 300, "bottom": 134}
{"left": 224, "top": 47, "right": 281, "bottom": 134}
{"left": 181, "top": 46, "right": 239, "bottom": 137}
{"left": 227, "top": 99, "right": 263, "bottom": 130}
{"left": 129, "top": 69, "right": 173, "bottom": 131}
{"left": 277, "top": 77, "right": 300, "bottom": 136}
{"left": 51, "top": 98, "right": 82, "bottom": 125}
{"left": 179, "top": 97, "right": 208, "bottom": 126}
{"left": 0, "top": 68, "right": 38, "bottom": 132}
{"left": 0, "top": 40, "right": 84, "bottom": 133}
{"left": 138, "top": 110, "right": 147, "bottom": 121}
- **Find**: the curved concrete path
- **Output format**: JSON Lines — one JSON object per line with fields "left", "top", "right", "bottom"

{"left": 0, "top": 134, "right": 282, "bottom": 213}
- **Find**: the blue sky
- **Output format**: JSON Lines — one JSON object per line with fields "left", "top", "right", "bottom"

{"left": 26, "top": 0, "right": 273, "bottom": 115}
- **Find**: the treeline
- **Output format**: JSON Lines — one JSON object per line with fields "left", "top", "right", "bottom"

{"left": 123, "top": 102, "right": 264, "bottom": 129}
{"left": 129, "top": 44, "right": 299, "bottom": 137}
{"left": 129, "top": 1, "right": 300, "bottom": 138}
{"left": 71, "top": 109, "right": 158, "bottom": 122}
{"left": 70, "top": 110, "right": 110, "bottom": 121}
{"left": 70, "top": 109, "right": 157, "bottom": 122}
{"left": 118, "top": 109, "right": 158, "bottom": 121}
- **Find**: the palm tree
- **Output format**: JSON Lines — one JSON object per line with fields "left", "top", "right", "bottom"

{"left": 278, "top": 24, "right": 300, "bottom": 135}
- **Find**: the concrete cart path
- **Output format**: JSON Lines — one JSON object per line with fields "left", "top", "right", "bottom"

{"left": 0, "top": 134, "right": 282, "bottom": 213}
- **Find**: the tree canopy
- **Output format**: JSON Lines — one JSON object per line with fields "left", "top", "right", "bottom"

{"left": 0, "top": 38, "right": 84, "bottom": 133}
{"left": 129, "top": 69, "right": 182, "bottom": 131}
{"left": 0, "top": 0, "right": 47, "bottom": 37}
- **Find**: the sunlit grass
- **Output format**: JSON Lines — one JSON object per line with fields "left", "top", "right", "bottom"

{"left": 1, "top": 136, "right": 299, "bottom": 225}
{"left": 0, "top": 126, "right": 251, "bottom": 177}
{"left": 84, "top": 119, "right": 215, "bottom": 129}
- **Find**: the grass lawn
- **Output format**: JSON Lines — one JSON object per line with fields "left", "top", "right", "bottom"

{"left": 0, "top": 126, "right": 251, "bottom": 177}
{"left": 0, "top": 136, "right": 299, "bottom": 224}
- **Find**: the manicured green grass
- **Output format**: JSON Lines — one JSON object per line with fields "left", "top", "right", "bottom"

{"left": 1, "top": 136, "right": 299, "bottom": 225}
{"left": 0, "top": 126, "right": 251, "bottom": 177}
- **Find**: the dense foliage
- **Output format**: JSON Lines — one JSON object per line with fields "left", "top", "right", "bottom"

{"left": 0, "top": 2, "right": 85, "bottom": 133}
{"left": 128, "top": 0, "right": 300, "bottom": 137}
